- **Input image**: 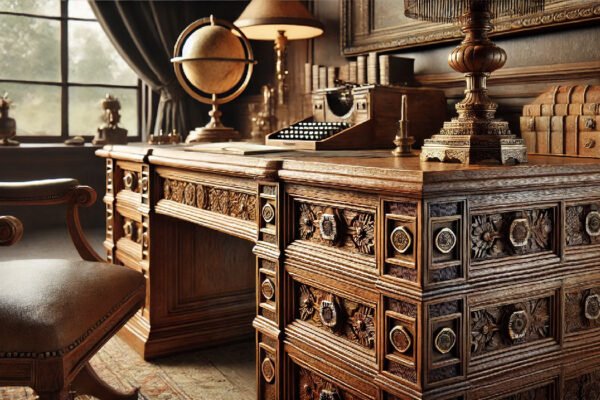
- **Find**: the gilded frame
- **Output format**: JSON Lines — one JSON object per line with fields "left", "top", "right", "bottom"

{"left": 341, "top": 0, "right": 600, "bottom": 55}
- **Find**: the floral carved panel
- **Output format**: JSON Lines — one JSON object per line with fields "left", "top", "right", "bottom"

{"left": 297, "top": 283, "right": 375, "bottom": 350}
{"left": 298, "top": 367, "right": 360, "bottom": 400}
{"left": 564, "top": 368, "right": 600, "bottom": 400}
{"left": 565, "top": 287, "right": 600, "bottom": 334}
{"left": 296, "top": 201, "right": 375, "bottom": 256}
{"left": 471, "top": 207, "right": 555, "bottom": 262}
{"left": 470, "top": 297, "right": 552, "bottom": 357}
{"left": 566, "top": 204, "right": 600, "bottom": 247}
{"left": 162, "top": 178, "right": 256, "bottom": 222}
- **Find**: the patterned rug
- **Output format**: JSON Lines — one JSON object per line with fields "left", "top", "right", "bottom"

{"left": 0, "top": 336, "right": 255, "bottom": 400}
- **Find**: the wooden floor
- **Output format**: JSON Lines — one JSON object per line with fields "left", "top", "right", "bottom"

{"left": 0, "top": 226, "right": 256, "bottom": 400}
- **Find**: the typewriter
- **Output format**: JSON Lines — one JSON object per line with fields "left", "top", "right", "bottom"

{"left": 265, "top": 84, "right": 446, "bottom": 150}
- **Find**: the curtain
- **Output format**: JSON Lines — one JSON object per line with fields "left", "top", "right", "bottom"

{"left": 88, "top": 1, "right": 205, "bottom": 137}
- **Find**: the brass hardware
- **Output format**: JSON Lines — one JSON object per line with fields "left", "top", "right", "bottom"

{"left": 140, "top": 177, "right": 149, "bottom": 192}
{"left": 319, "top": 213, "right": 338, "bottom": 241}
{"left": 261, "top": 357, "right": 275, "bottom": 383}
{"left": 435, "top": 227, "right": 457, "bottom": 254}
{"left": 319, "top": 389, "right": 341, "bottom": 400}
{"left": 389, "top": 325, "right": 412, "bottom": 354}
{"left": 586, "top": 117, "right": 597, "bottom": 130}
{"left": 585, "top": 294, "right": 600, "bottom": 321}
{"left": 586, "top": 211, "right": 600, "bottom": 237}
{"left": 319, "top": 299, "right": 340, "bottom": 328}
{"left": 262, "top": 203, "right": 276, "bottom": 224}
{"left": 434, "top": 327, "right": 457, "bottom": 354}
{"left": 585, "top": 138, "right": 596, "bottom": 149}
{"left": 261, "top": 278, "right": 275, "bottom": 300}
{"left": 390, "top": 225, "right": 412, "bottom": 254}
{"left": 508, "top": 310, "right": 529, "bottom": 340}
{"left": 123, "top": 172, "right": 137, "bottom": 191}
{"left": 509, "top": 218, "right": 531, "bottom": 247}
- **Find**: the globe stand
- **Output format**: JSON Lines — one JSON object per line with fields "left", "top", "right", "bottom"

{"left": 419, "top": 7, "right": 528, "bottom": 164}
{"left": 187, "top": 102, "right": 240, "bottom": 143}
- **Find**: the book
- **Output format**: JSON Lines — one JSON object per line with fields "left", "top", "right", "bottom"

{"left": 357, "top": 55, "right": 366, "bottom": 84}
{"left": 327, "top": 66, "right": 338, "bottom": 88}
{"left": 304, "top": 63, "right": 312, "bottom": 94}
{"left": 319, "top": 66, "right": 327, "bottom": 89}
{"left": 349, "top": 61, "right": 357, "bottom": 83}
{"left": 312, "top": 64, "right": 320, "bottom": 92}
{"left": 367, "top": 52, "right": 378, "bottom": 84}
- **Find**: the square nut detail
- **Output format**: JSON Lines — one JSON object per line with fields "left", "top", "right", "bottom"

{"left": 384, "top": 297, "right": 419, "bottom": 386}
{"left": 427, "top": 299, "right": 464, "bottom": 387}
{"left": 259, "top": 184, "right": 277, "bottom": 245}
{"left": 384, "top": 201, "right": 419, "bottom": 283}
{"left": 427, "top": 201, "right": 465, "bottom": 286}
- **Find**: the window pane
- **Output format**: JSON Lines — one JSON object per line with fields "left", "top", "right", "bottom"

{"left": 0, "top": 0, "right": 60, "bottom": 16}
{"left": 68, "top": 0, "right": 96, "bottom": 19}
{"left": 0, "top": 83, "right": 61, "bottom": 136}
{"left": 0, "top": 15, "right": 61, "bottom": 82}
{"left": 69, "top": 87, "right": 137, "bottom": 137}
{"left": 69, "top": 20, "right": 138, "bottom": 85}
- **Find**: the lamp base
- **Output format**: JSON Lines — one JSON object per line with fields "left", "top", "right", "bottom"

{"left": 420, "top": 132, "right": 527, "bottom": 165}
{"left": 186, "top": 126, "right": 241, "bottom": 143}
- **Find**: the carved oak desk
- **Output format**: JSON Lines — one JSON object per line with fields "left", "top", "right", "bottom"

{"left": 97, "top": 145, "right": 600, "bottom": 400}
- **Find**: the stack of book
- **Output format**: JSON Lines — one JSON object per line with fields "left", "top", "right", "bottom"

{"left": 520, "top": 85, "right": 600, "bottom": 157}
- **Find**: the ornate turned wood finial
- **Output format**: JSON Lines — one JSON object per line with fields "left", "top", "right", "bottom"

{"left": 392, "top": 95, "right": 415, "bottom": 157}
{"left": 0, "top": 93, "right": 19, "bottom": 146}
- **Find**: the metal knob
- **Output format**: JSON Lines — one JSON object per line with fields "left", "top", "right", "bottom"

{"left": 123, "top": 171, "right": 138, "bottom": 190}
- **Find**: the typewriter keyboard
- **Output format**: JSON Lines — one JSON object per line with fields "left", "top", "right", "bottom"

{"left": 272, "top": 121, "right": 350, "bottom": 141}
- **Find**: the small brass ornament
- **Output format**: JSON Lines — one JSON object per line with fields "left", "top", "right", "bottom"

{"left": 389, "top": 325, "right": 412, "bottom": 354}
{"left": 319, "top": 389, "right": 341, "bottom": 400}
{"left": 585, "top": 294, "right": 600, "bottom": 321}
{"left": 319, "top": 299, "right": 340, "bottom": 328}
{"left": 261, "top": 278, "right": 275, "bottom": 301}
{"left": 319, "top": 213, "right": 338, "bottom": 241}
{"left": 123, "top": 171, "right": 137, "bottom": 191}
{"left": 261, "top": 357, "right": 275, "bottom": 383}
{"left": 435, "top": 227, "right": 457, "bottom": 254}
{"left": 586, "top": 211, "right": 600, "bottom": 237}
{"left": 391, "top": 95, "right": 415, "bottom": 157}
{"left": 508, "top": 310, "right": 529, "bottom": 340}
{"left": 390, "top": 226, "right": 412, "bottom": 254}
{"left": 262, "top": 203, "right": 276, "bottom": 224}
{"left": 93, "top": 94, "right": 128, "bottom": 145}
{"left": 509, "top": 218, "right": 531, "bottom": 247}
{"left": 434, "top": 327, "right": 457, "bottom": 354}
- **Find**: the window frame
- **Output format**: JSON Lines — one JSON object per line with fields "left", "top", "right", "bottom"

{"left": 0, "top": 1, "right": 142, "bottom": 142}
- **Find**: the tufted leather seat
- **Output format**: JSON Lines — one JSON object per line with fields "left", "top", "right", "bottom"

{"left": 0, "top": 259, "right": 145, "bottom": 356}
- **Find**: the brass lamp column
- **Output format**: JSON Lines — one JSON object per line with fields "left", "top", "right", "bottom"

{"left": 405, "top": 0, "right": 545, "bottom": 164}
{"left": 235, "top": 0, "right": 324, "bottom": 126}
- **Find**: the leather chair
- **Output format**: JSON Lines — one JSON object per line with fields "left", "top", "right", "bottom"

{"left": 0, "top": 179, "right": 146, "bottom": 400}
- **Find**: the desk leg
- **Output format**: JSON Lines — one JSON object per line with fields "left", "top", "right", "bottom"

{"left": 254, "top": 183, "right": 284, "bottom": 400}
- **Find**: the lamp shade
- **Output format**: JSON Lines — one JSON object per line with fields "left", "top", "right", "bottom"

{"left": 234, "top": 0, "right": 324, "bottom": 41}
{"left": 404, "top": 0, "right": 545, "bottom": 22}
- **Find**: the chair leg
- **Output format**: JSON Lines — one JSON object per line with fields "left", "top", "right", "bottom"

{"left": 71, "top": 361, "right": 139, "bottom": 400}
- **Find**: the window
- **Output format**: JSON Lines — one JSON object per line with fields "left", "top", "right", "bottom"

{"left": 0, "top": 0, "right": 140, "bottom": 141}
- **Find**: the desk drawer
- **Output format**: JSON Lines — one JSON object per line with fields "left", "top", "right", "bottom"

{"left": 115, "top": 161, "right": 150, "bottom": 208}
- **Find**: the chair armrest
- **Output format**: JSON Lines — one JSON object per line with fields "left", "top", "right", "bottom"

{"left": 0, "top": 178, "right": 79, "bottom": 205}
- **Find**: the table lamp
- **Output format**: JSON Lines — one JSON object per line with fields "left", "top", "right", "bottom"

{"left": 235, "top": 0, "right": 324, "bottom": 109}
{"left": 405, "top": 0, "right": 545, "bottom": 164}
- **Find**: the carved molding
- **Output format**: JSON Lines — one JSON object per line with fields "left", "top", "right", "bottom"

{"left": 296, "top": 202, "right": 375, "bottom": 255}
{"left": 471, "top": 297, "right": 551, "bottom": 356}
{"left": 501, "top": 385, "right": 552, "bottom": 400}
{"left": 471, "top": 208, "right": 554, "bottom": 261}
{"left": 297, "top": 284, "right": 375, "bottom": 349}
{"left": 162, "top": 178, "right": 256, "bottom": 222}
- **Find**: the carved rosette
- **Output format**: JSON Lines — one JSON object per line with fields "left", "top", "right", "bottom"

{"left": 299, "top": 285, "right": 316, "bottom": 321}
{"left": 161, "top": 178, "right": 256, "bottom": 221}
{"left": 261, "top": 357, "right": 275, "bottom": 383}
{"left": 434, "top": 327, "right": 457, "bottom": 354}
{"left": 435, "top": 227, "right": 457, "bottom": 254}
{"left": 389, "top": 325, "right": 412, "bottom": 354}
{"left": 390, "top": 226, "right": 412, "bottom": 254}
{"left": 348, "top": 306, "right": 375, "bottom": 348}
{"left": 298, "top": 203, "right": 316, "bottom": 240}
{"left": 261, "top": 278, "right": 275, "bottom": 301}
{"left": 350, "top": 214, "right": 375, "bottom": 254}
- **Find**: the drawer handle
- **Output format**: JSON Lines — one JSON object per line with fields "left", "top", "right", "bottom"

{"left": 586, "top": 118, "right": 596, "bottom": 130}
{"left": 585, "top": 294, "right": 600, "bottom": 321}
{"left": 389, "top": 325, "right": 412, "bottom": 354}
{"left": 123, "top": 171, "right": 138, "bottom": 190}
{"left": 507, "top": 310, "right": 529, "bottom": 341}
{"left": 262, "top": 203, "right": 276, "bottom": 224}
{"left": 585, "top": 211, "right": 600, "bottom": 237}
{"left": 261, "top": 357, "right": 275, "bottom": 383}
{"left": 585, "top": 138, "right": 596, "bottom": 149}
{"left": 434, "top": 327, "right": 457, "bottom": 354}
{"left": 319, "top": 299, "right": 340, "bottom": 329}
{"left": 318, "top": 212, "right": 339, "bottom": 242}
{"left": 390, "top": 225, "right": 412, "bottom": 254}
{"left": 509, "top": 218, "right": 531, "bottom": 247}
{"left": 261, "top": 278, "right": 275, "bottom": 300}
{"left": 140, "top": 176, "right": 149, "bottom": 192}
{"left": 435, "top": 227, "right": 457, "bottom": 254}
{"left": 319, "top": 389, "right": 341, "bottom": 400}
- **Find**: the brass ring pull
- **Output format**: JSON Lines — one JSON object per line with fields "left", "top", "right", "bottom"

{"left": 507, "top": 310, "right": 529, "bottom": 340}
{"left": 389, "top": 325, "right": 412, "bottom": 354}
{"left": 434, "top": 327, "right": 457, "bottom": 354}
{"left": 319, "top": 389, "right": 341, "bottom": 400}
{"left": 585, "top": 294, "right": 600, "bottom": 320}
{"left": 123, "top": 171, "right": 138, "bottom": 190}
{"left": 319, "top": 212, "right": 339, "bottom": 242}
{"left": 585, "top": 138, "right": 596, "bottom": 149}
{"left": 140, "top": 176, "right": 149, "bottom": 192}
{"left": 319, "top": 299, "right": 340, "bottom": 328}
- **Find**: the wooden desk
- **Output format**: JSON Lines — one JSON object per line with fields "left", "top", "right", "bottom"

{"left": 97, "top": 145, "right": 600, "bottom": 399}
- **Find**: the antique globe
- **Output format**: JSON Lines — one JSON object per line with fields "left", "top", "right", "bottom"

{"left": 172, "top": 15, "right": 255, "bottom": 143}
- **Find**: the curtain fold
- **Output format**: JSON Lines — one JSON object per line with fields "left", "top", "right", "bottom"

{"left": 88, "top": 1, "right": 200, "bottom": 136}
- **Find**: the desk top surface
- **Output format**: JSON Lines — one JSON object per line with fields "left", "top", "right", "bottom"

{"left": 97, "top": 144, "right": 600, "bottom": 195}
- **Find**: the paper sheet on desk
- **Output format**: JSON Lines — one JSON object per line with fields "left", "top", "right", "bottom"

{"left": 184, "top": 142, "right": 293, "bottom": 155}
